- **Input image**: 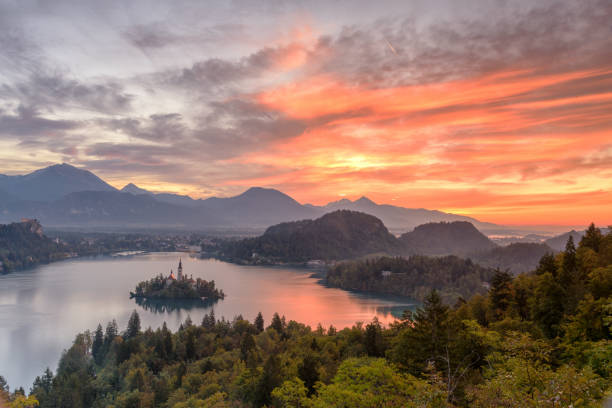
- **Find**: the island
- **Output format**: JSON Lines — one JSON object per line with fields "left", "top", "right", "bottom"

{"left": 130, "top": 259, "right": 225, "bottom": 302}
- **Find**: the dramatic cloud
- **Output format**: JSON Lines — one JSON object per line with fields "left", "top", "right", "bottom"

{"left": 0, "top": 0, "right": 611, "bottom": 225}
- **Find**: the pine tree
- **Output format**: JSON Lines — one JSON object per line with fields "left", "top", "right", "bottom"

{"left": 91, "top": 324, "right": 104, "bottom": 364}
{"left": 240, "top": 332, "right": 256, "bottom": 361}
{"left": 580, "top": 223, "right": 603, "bottom": 252}
{"left": 365, "top": 317, "right": 384, "bottom": 356}
{"left": 560, "top": 236, "right": 577, "bottom": 288}
{"left": 391, "top": 289, "right": 450, "bottom": 375}
{"left": 104, "top": 319, "right": 118, "bottom": 347}
{"left": 256, "top": 354, "right": 282, "bottom": 406}
{"left": 162, "top": 322, "right": 173, "bottom": 359}
{"left": 270, "top": 312, "right": 284, "bottom": 334}
{"left": 125, "top": 310, "right": 141, "bottom": 339}
{"left": 535, "top": 252, "right": 557, "bottom": 276}
{"left": 254, "top": 312, "right": 264, "bottom": 333}
{"left": 490, "top": 269, "right": 513, "bottom": 319}
{"left": 297, "top": 353, "right": 319, "bottom": 395}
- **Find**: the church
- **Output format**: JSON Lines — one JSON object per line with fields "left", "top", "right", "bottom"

{"left": 165, "top": 259, "right": 193, "bottom": 287}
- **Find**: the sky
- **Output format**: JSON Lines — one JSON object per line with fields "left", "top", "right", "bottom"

{"left": 0, "top": 0, "right": 611, "bottom": 226}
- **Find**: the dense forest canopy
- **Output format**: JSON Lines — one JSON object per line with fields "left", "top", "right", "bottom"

{"left": 399, "top": 221, "right": 497, "bottom": 256}
{"left": 1, "top": 223, "right": 610, "bottom": 407}
{"left": 0, "top": 219, "right": 69, "bottom": 273}
{"left": 133, "top": 274, "right": 225, "bottom": 301}
{"left": 212, "top": 210, "right": 402, "bottom": 263}
{"left": 327, "top": 255, "right": 496, "bottom": 304}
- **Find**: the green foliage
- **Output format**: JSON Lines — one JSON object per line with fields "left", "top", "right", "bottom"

{"left": 0, "top": 220, "right": 69, "bottom": 273}
{"left": 133, "top": 274, "right": 225, "bottom": 301}
{"left": 214, "top": 210, "right": 402, "bottom": 263}
{"left": 327, "top": 255, "right": 496, "bottom": 303}
{"left": 15, "top": 223, "right": 612, "bottom": 408}
{"left": 310, "top": 357, "right": 447, "bottom": 408}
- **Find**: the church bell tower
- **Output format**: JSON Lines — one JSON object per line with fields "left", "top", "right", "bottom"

{"left": 178, "top": 258, "right": 183, "bottom": 280}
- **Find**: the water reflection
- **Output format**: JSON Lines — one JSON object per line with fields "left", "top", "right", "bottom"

{"left": 134, "top": 296, "right": 220, "bottom": 313}
{"left": 375, "top": 304, "right": 415, "bottom": 319}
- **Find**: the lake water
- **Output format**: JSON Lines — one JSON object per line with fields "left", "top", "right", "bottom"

{"left": 0, "top": 252, "right": 415, "bottom": 389}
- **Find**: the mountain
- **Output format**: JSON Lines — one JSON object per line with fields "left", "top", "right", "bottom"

{"left": 545, "top": 230, "right": 584, "bottom": 251}
{"left": 121, "top": 183, "right": 151, "bottom": 195}
{"left": 0, "top": 219, "right": 69, "bottom": 273}
{"left": 213, "top": 210, "right": 402, "bottom": 263}
{"left": 199, "top": 187, "right": 319, "bottom": 227}
{"left": 317, "top": 196, "right": 499, "bottom": 232}
{"left": 399, "top": 221, "right": 497, "bottom": 256}
{"left": 471, "top": 242, "right": 554, "bottom": 274}
{"left": 121, "top": 183, "right": 201, "bottom": 208}
{"left": 0, "top": 163, "right": 501, "bottom": 232}
{"left": 42, "top": 191, "right": 202, "bottom": 227}
{"left": 0, "top": 163, "right": 116, "bottom": 202}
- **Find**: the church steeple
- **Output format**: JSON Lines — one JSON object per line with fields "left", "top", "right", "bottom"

{"left": 178, "top": 258, "right": 183, "bottom": 280}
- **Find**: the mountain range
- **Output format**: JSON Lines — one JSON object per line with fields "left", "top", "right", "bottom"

{"left": 0, "top": 163, "right": 500, "bottom": 232}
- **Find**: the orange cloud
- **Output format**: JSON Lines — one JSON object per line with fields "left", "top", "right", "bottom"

{"left": 222, "top": 67, "right": 612, "bottom": 226}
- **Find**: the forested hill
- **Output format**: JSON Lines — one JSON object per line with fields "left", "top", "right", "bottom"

{"left": 6, "top": 223, "right": 610, "bottom": 407}
{"left": 327, "top": 255, "right": 496, "bottom": 303}
{"left": 212, "top": 210, "right": 402, "bottom": 263}
{"left": 0, "top": 219, "right": 69, "bottom": 273}
{"left": 470, "top": 242, "right": 554, "bottom": 274}
{"left": 327, "top": 255, "right": 495, "bottom": 304}
{"left": 399, "top": 221, "right": 497, "bottom": 256}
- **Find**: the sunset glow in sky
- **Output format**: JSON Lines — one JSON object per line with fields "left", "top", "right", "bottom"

{"left": 1, "top": 0, "right": 611, "bottom": 225}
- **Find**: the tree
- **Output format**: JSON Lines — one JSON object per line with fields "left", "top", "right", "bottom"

{"left": 162, "top": 322, "right": 173, "bottom": 360}
{"left": 489, "top": 270, "right": 513, "bottom": 319}
{"left": 8, "top": 394, "right": 39, "bottom": 408}
{"left": 531, "top": 273, "right": 565, "bottom": 338}
{"left": 91, "top": 324, "right": 104, "bottom": 365}
{"left": 297, "top": 353, "right": 319, "bottom": 396}
{"left": 125, "top": 310, "right": 141, "bottom": 339}
{"left": 364, "top": 317, "right": 385, "bottom": 357}
{"left": 104, "top": 319, "right": 118, "bottom": 348}
{"left": 31, "top": 368, "right": 53, "bottom": 406}
{"left": 270, "top": 312, "right": 285, "bottom": 334}
{"left": 311, "top": 357, "right": 446, "bottom": 408}
{"left": 271, "top": 378, "right": 309, "bottom": 408}
{"left": 580, "top": 223, "right": 603, "bottom": 252}
{"left": 535, "top": 252, "right": 556, "bottom": 276}
{"left": 240, "top": 333, "right": 256, "bottom": 362}
{"left": 202, "top": 310, "right": 215, "bottom": 329}
{"left": 254, "top": 312, "right": 264, "bottom": 333}
{"left": 560, "top": 236, "right": 577, "bottom": 288}
{"left": 255, "top": 354, "right": 283, "bottom": 407}
{"left": 390, "top": 290, "right": 449, "bottom": 374}
{"left": 0, "top": 375, "right": 8, "bottom": 403}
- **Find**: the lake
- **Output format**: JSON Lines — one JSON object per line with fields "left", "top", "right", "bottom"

{"left": 0, "top": 252, "right": 415, "bottom": 389}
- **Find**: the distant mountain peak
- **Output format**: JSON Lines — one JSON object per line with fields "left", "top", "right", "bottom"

{"left": 0, "top": 162, "right": 117, "bottom": 202}
{"left": 354, "top": 196, "right": 376, "bottom": 205}
{"left": 121, "top": 183, "right": 151, "bottom": 195}
{"left": 237, "top": 186, "right": 296, "bottom": 202}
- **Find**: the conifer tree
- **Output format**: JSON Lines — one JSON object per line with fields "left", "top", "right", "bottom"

{"left": 91, "top": 324, "right": 104, "bottom": 364}
{"left": 581, "top": 223, "right": 603, "bottom": 252}
{"left": 125, "top": 310, "right": 141, "bottom": 339}
{"left": 560, "top": 236, "right": 577, "bottom": 288}
{"left": 254, "top": 312, "right": 264, "bottom": 333}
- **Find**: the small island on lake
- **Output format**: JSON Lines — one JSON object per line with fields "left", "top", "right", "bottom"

{"left": 130, "top": 259, "right": 225, "bottom": 301}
